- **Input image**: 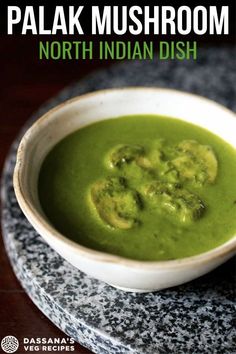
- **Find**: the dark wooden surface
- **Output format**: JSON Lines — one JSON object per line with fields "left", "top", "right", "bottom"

{"left": 0, "top": 36, "right": 113, "bottom": 354}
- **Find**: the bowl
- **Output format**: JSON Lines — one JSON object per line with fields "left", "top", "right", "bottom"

{"left": 13, "top": 87, "right": 236, "bottom": 292}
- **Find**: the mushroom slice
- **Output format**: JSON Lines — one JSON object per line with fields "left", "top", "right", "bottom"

{"left": 91, "top": 177, "right": 142, "bottom": 229}
{"left": 171, "top": 140, "right": 218, "bottom": 185}
{"left": 108, "top": 144, "right": 147, "bottom": 168}
{"left": 144, "top": 181, "right": 205, "bottom": 224}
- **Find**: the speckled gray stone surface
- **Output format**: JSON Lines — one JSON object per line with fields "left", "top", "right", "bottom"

{"left": 1, "top": 47, "right": 236, "bottom": 354}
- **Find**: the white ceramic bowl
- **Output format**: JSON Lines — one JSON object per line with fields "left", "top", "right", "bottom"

{"left": 14, "top": 88, "right": 236, "bottom": 292}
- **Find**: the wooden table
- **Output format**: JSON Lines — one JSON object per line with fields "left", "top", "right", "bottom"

{"left": 0, "top": 36, "right": 113, "bottom": 354}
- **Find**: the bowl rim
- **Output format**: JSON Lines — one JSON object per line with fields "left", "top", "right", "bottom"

{"left": 13, "top": 86, "right": 236, "bottom": 270}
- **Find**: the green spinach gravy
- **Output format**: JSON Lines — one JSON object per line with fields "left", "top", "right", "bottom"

{"left": 38, "top": 115, "right": 236, "bottom": 261}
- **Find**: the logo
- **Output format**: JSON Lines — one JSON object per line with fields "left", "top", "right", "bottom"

{"left": 1, "top": 336, "right": 19, "bottom": 353}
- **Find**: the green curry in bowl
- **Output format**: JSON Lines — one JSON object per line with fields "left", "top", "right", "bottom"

{"left": 38, "top": 114, "right": 236, "bottom": 261}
